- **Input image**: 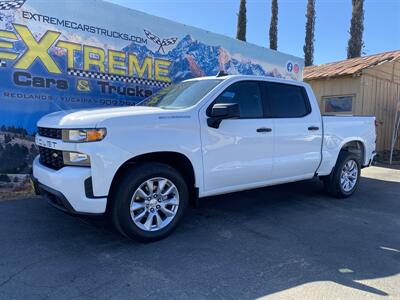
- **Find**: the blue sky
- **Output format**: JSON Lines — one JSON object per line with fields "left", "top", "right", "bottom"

{"left": 107, "top": 0, "right": 400, "bottom": 65}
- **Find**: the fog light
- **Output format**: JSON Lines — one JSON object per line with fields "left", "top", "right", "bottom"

{"left": 63, "top": 151, "right": 90, "bottom": 167}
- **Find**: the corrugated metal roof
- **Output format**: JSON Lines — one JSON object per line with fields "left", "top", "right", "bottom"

{"left": 303, "top": 50, "right": 400, "bottom": 80}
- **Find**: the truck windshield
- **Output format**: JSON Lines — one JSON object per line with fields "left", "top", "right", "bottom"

{"left": 137, "top": 79, "right": 222, "bottom": 109}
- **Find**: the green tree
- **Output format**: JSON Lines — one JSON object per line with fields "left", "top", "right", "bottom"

{"left": 347, "top": 0, "right": 364, "bottom": 58}
{"left": 269, "top": 0, "right": 278, "bottom": 50}
{"left": 303, "top": 0, "right": 316, "bottom": 66}
{"left": 236, "top": 0, "right": 247, "bottom": 41}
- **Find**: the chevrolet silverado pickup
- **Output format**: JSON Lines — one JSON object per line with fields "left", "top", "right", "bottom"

{"left": 32, "top": 75, "right": 376, "bottom": 242}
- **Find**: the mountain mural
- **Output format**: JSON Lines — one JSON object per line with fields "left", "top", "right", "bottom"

{"left": 122, "top": 34, "right": 284, "bottom": 82}
{"left": 1, "top": 4, "right": 288, "bottom": 82}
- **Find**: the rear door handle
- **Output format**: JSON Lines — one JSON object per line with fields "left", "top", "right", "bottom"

{"left": 256, "top": 127, "right": 272, "bottom": 133}
{"left": 308, "top": 126, "right": 319, "bottom": 131}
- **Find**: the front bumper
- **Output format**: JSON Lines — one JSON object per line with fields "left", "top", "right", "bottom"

{"left": 32, "top": 156, "right": 107, "bottom": 214}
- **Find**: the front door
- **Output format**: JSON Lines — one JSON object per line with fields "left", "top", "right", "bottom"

{"left": 200, "top": 80, "right": 274, "bottom": 194}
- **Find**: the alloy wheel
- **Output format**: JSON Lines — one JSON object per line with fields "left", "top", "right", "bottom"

{"left": 340, "top": 159, "right": 359, "bottom": 192}
{"left": 130, "top": 177, "right": 180, "bottom": 232}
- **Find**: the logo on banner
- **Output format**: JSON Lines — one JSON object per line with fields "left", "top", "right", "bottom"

{"left": 286, "top": 61, "right": 293, "bottom": 72}
{"left": 286, "top": 61, "right": 300, "bottom": 74}
{"left": 0, "top": 23, "right": 173, "bottom": 99}
{"left": 0, "top": 0, "right": 26, "bottom": 10}
{"left": 144, "top": 29, "right": 178, "bottom": 54}
{"left": 293, "top": 63, "right": 299, "bottom": 74}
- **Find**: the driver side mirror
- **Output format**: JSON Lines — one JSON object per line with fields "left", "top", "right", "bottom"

{"left": 207, "top": 103, "right": 240, "bottom": 128}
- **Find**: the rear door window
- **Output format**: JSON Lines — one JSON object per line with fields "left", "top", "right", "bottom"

{"left": 263, "top": 82, "right": 311, "bottom": 118}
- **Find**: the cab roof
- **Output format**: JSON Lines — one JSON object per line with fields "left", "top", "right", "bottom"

{"left": 184, "top": 74, "right": 308, "bottom": 87}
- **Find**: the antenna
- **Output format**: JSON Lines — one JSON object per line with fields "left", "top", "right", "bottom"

{"left": 216, "top": 70, "right": 228, "bottom": 77}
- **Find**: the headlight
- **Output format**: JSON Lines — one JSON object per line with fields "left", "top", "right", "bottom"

{"left": 63, "top": 151, "right": 90, "bottom": 166}
{"left": 62, "top": 128, "right": 106, "bottom": 143}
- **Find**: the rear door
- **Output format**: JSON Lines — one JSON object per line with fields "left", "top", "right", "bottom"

{"left": 262, "top": 82, "right": 322, "bottom": 180}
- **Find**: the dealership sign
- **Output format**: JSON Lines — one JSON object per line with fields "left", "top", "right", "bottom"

{"left": 0, "top": 0, "right": 303, "bottom": 133}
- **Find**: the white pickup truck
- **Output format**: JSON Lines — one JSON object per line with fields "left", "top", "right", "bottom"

{"left": 32, "top": 75, "right": 376, "bottom": 242}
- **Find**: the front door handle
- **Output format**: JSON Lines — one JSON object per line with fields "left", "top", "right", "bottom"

{"left": 308, "top": 126, "right": 320, "bottom": 131}
{"left": 256, "top": 127, "right": 272, "bottom": 133}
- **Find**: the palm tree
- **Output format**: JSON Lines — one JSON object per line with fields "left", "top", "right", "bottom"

{"left": 269, "top": 0, "right": 278, "bottom": 50}
{"left": 236, "top": 0, "right": 247, "bottom": 41}
{"left": 347, "top": 0, "right": 364, "bottom": 58}
{"left": 303, "top": 0, "right": 316, "bottom": 66}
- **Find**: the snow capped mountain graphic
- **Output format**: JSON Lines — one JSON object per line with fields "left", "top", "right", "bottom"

{"left": 122, "top": 34, "right": 284, "bottom": 82}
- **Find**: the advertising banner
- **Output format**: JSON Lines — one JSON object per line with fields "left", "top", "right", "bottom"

{"left": 0, "top": 0, "right": 303, "bottom": 178}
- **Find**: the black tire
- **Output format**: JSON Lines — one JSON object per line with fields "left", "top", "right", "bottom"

{"left": 322, "top": 151, "right": 361, "bottom": 198}
{"left": 110, "top": 162, "right": 189, "bottom": 242}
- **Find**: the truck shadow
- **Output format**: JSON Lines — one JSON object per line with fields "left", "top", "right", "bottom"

{"left": 0, "top": 176, "right": 399, "bottom": 298}
{"left": 184, "top": 176, "right": 400, "bottom": 297}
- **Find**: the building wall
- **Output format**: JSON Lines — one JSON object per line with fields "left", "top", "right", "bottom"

{"left": 305, "top": 76, "right": 361, "bottom": 114}
{"left": 305, "top": 60, "right": 400, "bottom": 152}
{"left": 360, "top": 61, "right": 400, "bottom": 152}
{"left": 363, "top": 60, "right": 400, "bottom": 84}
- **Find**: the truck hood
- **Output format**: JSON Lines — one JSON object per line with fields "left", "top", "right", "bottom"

{"left": 37, "top": 106, "right": 165, "bottom": 128}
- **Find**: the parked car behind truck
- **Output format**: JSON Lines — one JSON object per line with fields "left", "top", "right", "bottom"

{"left": 32, "top": 75, "right": 376, "bottom": 242}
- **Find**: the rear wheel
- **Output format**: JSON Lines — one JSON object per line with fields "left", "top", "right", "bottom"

{"left": 110, "top": 162, "right": 188, "bottom": 242}
{"left": 322, "top": 151, "right": 361, "bottom": 198}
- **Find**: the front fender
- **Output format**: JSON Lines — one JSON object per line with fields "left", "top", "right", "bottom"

{"left": 80, "top": 117, "right": 202, "bottom": 197}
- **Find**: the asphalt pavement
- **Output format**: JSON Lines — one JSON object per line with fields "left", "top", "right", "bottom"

{"left": 0, "top": 166, "right": 399, "bottom": 299}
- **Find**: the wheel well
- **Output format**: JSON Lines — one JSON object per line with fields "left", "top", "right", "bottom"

{"left": 340, "top": 141, "right": 365, "bottom": 164}
{"left": 107, "top": 152, "right": 197, "bottom": 210}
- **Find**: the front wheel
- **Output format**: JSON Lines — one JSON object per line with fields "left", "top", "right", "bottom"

{"left": 110, "top": 162, "right": 189, "bottom": 242}
{"left": 322, "top": 151, "right": 361, "bottom": 198}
